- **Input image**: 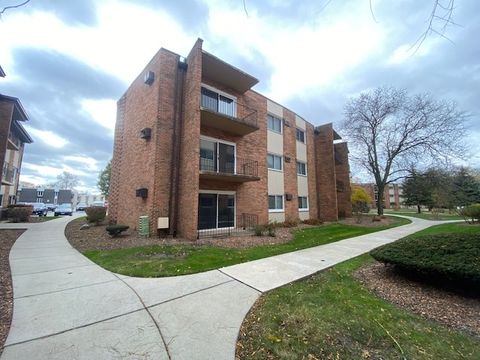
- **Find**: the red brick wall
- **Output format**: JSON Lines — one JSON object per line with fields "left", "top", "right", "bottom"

{"left": 306, "top": 123, "right": 319, "bottom": 219}
{"left": 314, "top": 124, "right": 338, "bottom": 221}
{"left": 283, "top": 109, "right": 298, "bottom": 221}
{"left": 176, "top": 39, "right": 202, "bottom": 239}
{"left": 334, "top": 142, "right": 352, "bottom": 218}
{"left": 0, "top": 102, "right": 13, "bottom": 192}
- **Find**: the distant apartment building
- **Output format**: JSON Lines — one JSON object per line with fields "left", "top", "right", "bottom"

{"left": 73, "top": 192, "right": 106, "bottom": 207}
{"left": 0, "top": 70, "right": 33, "bottom": 207}
{"left": 17, "top": 187, "right": 73, "bottom": 205}
{"left": 354, "top": 183, "right": 404, "bottom": 209}
{"left": 109, "top": 39, "right": 352, "bottom": 240}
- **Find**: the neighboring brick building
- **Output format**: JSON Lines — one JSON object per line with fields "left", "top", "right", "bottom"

{"left": 353, "top": 183, "right": 405, "bottom": 209}
{"left": 0, "top": 92, "right": 33, "bottom": 208}
{"left": 109, "top": 39, "right": 352, "bottom": 240}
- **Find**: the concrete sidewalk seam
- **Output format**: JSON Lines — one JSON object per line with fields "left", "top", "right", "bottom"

{"left": 3, "top": 308, "right": 146, "bottom": 348}
{"left": 144, "top": 279, "right": 235, "bottom": 309}
{"left": 11, "top": 263, "right": 94, "bottom": 277}
{"left": 217, "top": 269, "right": 263, "bottom": 293}
{"left": 113, "top": 274, "right": 172, "bottom": 360}
{"left": 13, "top": 279, "right": 121, "bottom": 300}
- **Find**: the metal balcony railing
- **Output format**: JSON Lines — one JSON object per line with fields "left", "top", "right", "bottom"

{"left": 2, "top": 167, "right": 13, "bottom": 183}
{"left": 197, "top": 213, "right": 258, "bottom": 239}
{"left": 199, "top": 157, "right": 258, "bottom": 177}
{"left": 8, "top": 132, "right": 21, "bottom": 149}
{"left": 200, "top": 89, "right": 258, "bottom": 129}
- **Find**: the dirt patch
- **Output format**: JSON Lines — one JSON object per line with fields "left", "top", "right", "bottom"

{"left": 65, "top": 218, "right": 312, "bottom": 252}
{"left": 355, "top": 262, "right": 480, "bottom": 337}
{"left": 0, "top": 229, "right": 25, "bottom": 356}
{"left": 339, "top": 215, "right": 400, "bottom": 227}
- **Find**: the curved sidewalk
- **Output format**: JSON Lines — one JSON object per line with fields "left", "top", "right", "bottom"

{"left": 1, "top": 216, "right": 451, "bottom": 359}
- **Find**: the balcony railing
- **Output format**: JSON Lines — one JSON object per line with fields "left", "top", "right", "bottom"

{"left": 7, "top": 132, "right": 21, "bottom": 150}
{"left": 197, "top": 213, "right": 258, "bottom": 239}
{"left": 200, "top": 89, "right": 258, "bottom": 135}
{"left": 200, "top": 156, "right": 258, "bottom": 178}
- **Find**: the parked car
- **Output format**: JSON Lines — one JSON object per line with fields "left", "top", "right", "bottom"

{"left": 91, "top": 201, "right": 105, "bottom": 207}
{"left": 46, "top": 203, "right": 57, "bottom": 212}
{"left": 76, "top": 203, "right": 87, "bottom": 211}
{"left": 54, "top": 203, "right": 73, "bottom": 216}
{"left": 32, "top": 202, "right": 48, "bottom": 216}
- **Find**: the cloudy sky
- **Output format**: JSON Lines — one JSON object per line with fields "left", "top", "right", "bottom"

{"left": 0, "top": 0, "right": 478, "bottom": 192}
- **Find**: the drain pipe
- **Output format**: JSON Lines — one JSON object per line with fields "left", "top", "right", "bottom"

{"left": 168, "top": 57, "right": 187, "bottom": 237}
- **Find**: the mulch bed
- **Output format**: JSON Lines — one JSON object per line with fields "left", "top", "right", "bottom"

{"left": 65, "top": 218, "right": 307, "bottom": 252}
{"left": 0, "top": 229, "right": 25, "bottom": 356}
{"left": 355, "top": 262, "right": 480, "bottom": 337}
{"left": 339, "top": 215, "right": 399, "bottom": 227}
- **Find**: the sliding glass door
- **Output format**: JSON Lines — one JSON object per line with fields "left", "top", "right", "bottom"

{"left": 200, "top": 138, "right": 235, "bottom": 174}
{"left": 198, "top": 193, "right": 235, "bottom": 230}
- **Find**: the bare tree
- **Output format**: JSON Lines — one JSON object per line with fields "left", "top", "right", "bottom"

{"left": 342, "top": 86, "right": 467, "bottom": 215}
{"left": 0, "top": 0, "right": 31, "bottom": 16}
{"left": 55, "top": 171, "right": 79, "bottom": 190}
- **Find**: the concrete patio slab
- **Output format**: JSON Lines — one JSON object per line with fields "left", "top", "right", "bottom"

{"left": 1, "top": 310, "right": 168, "bottom": 360}
{"left": 5, "top": 280, "right": 143, "bottom": 346}
{"left": 149, "top": 281, "right": 260, "bottom": 360}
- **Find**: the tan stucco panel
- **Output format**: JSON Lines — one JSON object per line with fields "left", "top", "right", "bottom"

{"left": 296, "top": 141, "right": 307, "bottom": 162}
{"left": 267, "top": 99, "right": 283, "bottom": 118}
{"left": 299, "top": 211, "right": 310, "bottom": 220}
{"left": 269, "top": 212, "right": 285, "bottom": 223}
{"left": 268, "top": 130, "right": 283, "bottom": 154}
{"left": 297, "top": 176, "right": 309, "bottom": 196}
{"left": 295, "top": 114, "right": 306, "bottom": 130}
{"left": 268, "top": 169, "right": 284, "bottom": 194}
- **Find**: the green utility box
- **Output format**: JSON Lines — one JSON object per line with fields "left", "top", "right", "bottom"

{"left": 138, "top": 215, "right": 149, "bottom": 238}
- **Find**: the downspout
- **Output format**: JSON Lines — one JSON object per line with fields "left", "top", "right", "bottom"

{"left": 168, "top": 57, "right": 187, "bottom": 237}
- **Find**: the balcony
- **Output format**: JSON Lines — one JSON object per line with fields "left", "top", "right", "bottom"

{"left": 200, "top": 87, "right": 258, "bottom": 136}
{"left": 7, "top": 132, "right": 21, "bottom": 150}
{"left": 199, "top": 156, "right": 260, "bottom": 183}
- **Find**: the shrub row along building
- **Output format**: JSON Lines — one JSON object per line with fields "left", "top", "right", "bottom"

{"left": 109, "top": 39, "right": 352, "bottom": 240}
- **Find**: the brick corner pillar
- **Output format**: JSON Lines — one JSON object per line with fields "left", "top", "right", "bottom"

{"left": 177, "top": 38, "right": 203, "bottom": 240}
{"left": 108, "top": 94, "right": 127, "bottom": 224}
{"left": 283, "top": 109, "right": 298, "bottom": 222}
{"left": 0, "top": 101, "right": 14, "bottom": 185}
{"left": 334, "top": 142, "right": 352, "bottom": 218}
{"left": 314, "top": 123, "right": 338, "bottom": 222}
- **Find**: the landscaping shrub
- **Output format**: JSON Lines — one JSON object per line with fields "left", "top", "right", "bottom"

{"left": 265, "top": 222, "right": 276, "bottom": 237}
{"left": 458, "top": 203, "right": 480, "bottom": 224}
{"left": 254, "top": 224, "right": 265, "bottom": 236}
{"left": 302, "top": 218, "right": 323, "bottom": 226}
{"left": 85, "top": 206, "right": 107, "bottom": 224}
{"left": 283, "top": 218, "right": 300, "bottom": 228}
{"left": 7, "top": 205, "right": 32, "bottom": 222}
{"left": 371, "top": 233, "right": 480, "bottom": 288}
{"left": 106, "top": 224, "right": 129, "bottom": 237}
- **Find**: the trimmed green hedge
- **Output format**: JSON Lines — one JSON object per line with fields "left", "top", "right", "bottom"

{"left": 371, "top": 233, "right": 480, "bottom": 286}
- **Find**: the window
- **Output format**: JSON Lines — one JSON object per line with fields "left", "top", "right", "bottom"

{"left": 201, "top": 86, "right": 236, "bottom": 117}
{"left": 37, "top": 190, "right": 44, "bottom": 197}
{"left": 296, "top": 128, "right": 305, "bottom": 143}
{"left": 267, "top": 114, "right": 282, "bottom": 133}
{"left": 296, "top": 161, "right": 307, "bottom": 176}
{"left": 200, "top": 137, "right": 235, "bottom": 174}
{"left": 268, "top": 195, "right": 284, "bottom": 211}
{"left": 298, "top": 196, "right": 308, "bottom": 211}
{"left": 267, "top": 154, "right": 282, "bottom": 171}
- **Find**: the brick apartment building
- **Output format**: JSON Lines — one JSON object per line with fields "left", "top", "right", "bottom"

{"left": 353, "top": 183, "right": 405, "bottom": 209}
{"left": 0, "top": 67, "right": 33, "bottom": 208}
{"left": 109, "top": 39, "right": 352, "bottom": 240}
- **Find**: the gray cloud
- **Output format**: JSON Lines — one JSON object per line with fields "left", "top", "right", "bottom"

{"left": 3, "top": 48, "right": 125, "bottom": 188}
{"left": 22, "top": 0, "right": 97, "bottom": 26}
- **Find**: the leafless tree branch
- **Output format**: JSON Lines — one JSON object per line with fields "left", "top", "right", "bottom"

{"left": 0, "top": 0, "right": 30, "bottom": 16}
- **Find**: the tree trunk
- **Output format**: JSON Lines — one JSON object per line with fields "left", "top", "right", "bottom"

{"left": 417, "top": 204, "right": 421, "bottom": 214}
{"left": 377, "top": 185, "right": 385, "bottom": 216}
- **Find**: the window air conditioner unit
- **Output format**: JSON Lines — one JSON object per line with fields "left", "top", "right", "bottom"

{"left": 144, "top": 71, "right": 155, "bottom": 85}
{"left": 140, "top": 128, "right": 152, "bottom": 140}
{"left": 285, "top": 193, "right": 293, "bottom": 201}
{"left": 136, "top": 188, "right": 148, "bottom": 198}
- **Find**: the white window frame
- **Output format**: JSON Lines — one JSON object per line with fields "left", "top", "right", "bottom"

{"left": 267, "top": 153, "right": 283, "bottom": 172}
{"left": 296, "top": 161, "right": 307, "bottom": 176}
{"left": 267, "top": 114, "right": 283, "bottom": 134}
{"left": 296, "top": 128, "right": 306, "bottom": 143}
{"left": 200, "top": 135, "right": 237, "bottom": 175}
{"left": 201, "top": 83, "right": 237, "bottom": 117}
{"left": 198, "top": 190, "right": 236, "bottom": 231}
{"left": 268, "top": 194, "right": 284, "bottom": 213}
{"left": 37, "top": 190, "right": 44, "bottom": 197}
{"left": 298, "top": 196, "right": 309, "bottom": 211}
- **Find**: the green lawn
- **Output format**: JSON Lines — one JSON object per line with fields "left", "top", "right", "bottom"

{"left": 383, "top": 209, "right": 463, "bottom": 220}
{"left": 237, "top": 223, "right": 480, "bottom": 359}
{"left": 83, "top": 217, "right": 410, "bottom": 277}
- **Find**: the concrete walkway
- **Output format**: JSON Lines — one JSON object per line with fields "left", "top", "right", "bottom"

{"left": 0, "top": 216, "right": 453, "bottom": 359}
